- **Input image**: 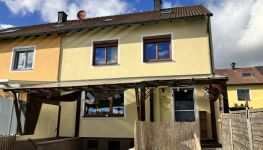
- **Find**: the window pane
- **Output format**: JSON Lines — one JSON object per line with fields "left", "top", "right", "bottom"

{"left": 144, "top": 43, "right": 156, "bottom": 61}
{"left": 237, "top": 89, "right": 243, "bottom": 100}
{"left": 16, "top": 52, "right": 26, "bottom": 69}
{"left": 26, "top": 51, "right": 34, "bottom": 69}
{"left": 243, "top": 90, "right": 250, "bottom": 100}
{"left": 175, "top": 101, "right": 194, "bottom": 110}
{"left": 112, "top": 93, "right": 124, "bottom": 115}
{"left": 98, "top": 100, "right": 110, "bottom": 114}
{"left": 175, "top": 111, "right": 195, "bottom": 122}
{"left": 95, "top": 48, "right": 105, "bottom": 65}
{"left": 174, "top": 88, "right": 195, "bottom": 122}
{"left": 107, "top": 47, "right": 117, "bottom": 63}
{"left": 158, "top": 41, "right": 170, "bottom": 59}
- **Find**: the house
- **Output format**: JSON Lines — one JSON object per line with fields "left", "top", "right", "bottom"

{"left": 216, "top": 64, "right": 263, "bottom": 109}
{"left": 0, "top": 0, "right": 229, "bottom": 149}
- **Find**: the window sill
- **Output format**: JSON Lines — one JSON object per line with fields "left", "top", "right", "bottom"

{"left": 143, "top": 59, "right": 175, "bottom": 64}
{"left": 92, "top": 63, "right": 119, "bottom": 67}
{"left": 81, "top": 116, "right": 126, "bottom": 120}
{"left": 10, "top": 69, "right": 33, "bottom": 72}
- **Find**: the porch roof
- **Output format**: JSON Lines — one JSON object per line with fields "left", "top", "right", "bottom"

{"left": 3, "top": 74, "right": 227, "bottom": 93}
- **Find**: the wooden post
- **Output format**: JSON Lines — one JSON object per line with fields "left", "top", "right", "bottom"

{"left": 140, "top": 87, "right": 146, "bottom": 121}
{"left": 209, "top": 85, "right": 218, "bottom": 141}
{"left": 12, "top": 91, "right": 22, "bottom": 134}
{"left": 247, "top": 109, "right": 254, "bottom": 150}
{"left": 75, "top": 97, "right": 81, "bottom": 137}
{"left": 220, "top": 82, "right": 229, "bottom": 113}
{"left": 135, "top": 88, "right": 141, "bottom": 121}
{"left": 150, "top": 89, "right": 154, "bottom": 122}
{"left": 56, "top": 105, "right": 61, "bottom": 137}
{"left": 229, "top": 112, "right": 234, "bottom": 150}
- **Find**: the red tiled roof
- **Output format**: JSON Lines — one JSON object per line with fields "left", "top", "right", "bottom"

{"left": 0, "top": 5, "right": 212, "bottom": 40}
{"left": 215, "top": 67, "right": 263, "bottom": 85}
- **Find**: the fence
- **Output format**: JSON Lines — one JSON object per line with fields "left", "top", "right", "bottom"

{"left": 134, "top": 121, "right": 201, "bottom": 150}
{"left": 222, "top": 109, "right": 263, "bottom": 150}
{"left": 0, "top": 135, "right": 16, "bottom": 150}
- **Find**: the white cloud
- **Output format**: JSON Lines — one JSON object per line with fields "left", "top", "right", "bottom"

{"left": 1, "top": 0, "right": 131, "bottom": 22}
{"left": 207, "top": 0, "right": 263, "bottom": 68}
{"left": 0, "top": 24, "right": 14, "bottom": 29}
{"left": 162, "top": 0, "right": 174, "bottom": 8}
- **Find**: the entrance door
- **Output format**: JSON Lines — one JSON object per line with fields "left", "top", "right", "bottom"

{"left": 173, "top": 88, "right": 195, "bottom": 122}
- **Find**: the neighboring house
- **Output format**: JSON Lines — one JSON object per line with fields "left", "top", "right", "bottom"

{"left": 216, "top": 65, "right": 263, "bottom": 109}
{"left": 0, "top": 0, "right": 229, "bottom": 149}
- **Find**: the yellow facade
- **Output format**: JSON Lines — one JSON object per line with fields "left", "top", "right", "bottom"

{"left": 60, "top": 19, "right": 212, "bottom": 80}
{"left": 0, "top": 35, "right": 61, "bottom": 81}
{"left": 227, "top": 85, "right": 263, "bottom": 109}
{"left": 59, "top": 86, "right": 216, "bottom": 140}
{"left": 58, "top": 18, "right": 216, "bottom": 139}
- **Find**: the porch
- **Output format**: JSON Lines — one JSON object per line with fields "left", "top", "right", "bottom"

{"left": 2, "top": 74, "right": 228, "bottom": 150}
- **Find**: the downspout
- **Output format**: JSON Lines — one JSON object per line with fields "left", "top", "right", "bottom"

{"left": 56, "top": 34, "right": 63, "bottom": 137}
{"left": 207, "top": 16, "right": 215, "bottom": 74}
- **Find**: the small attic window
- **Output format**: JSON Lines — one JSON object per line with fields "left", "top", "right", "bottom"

{"left": 102, "top": 18, "right": 114, "bottom": 22}
{"left": 242, "top": 72, "right": 253, "bottom": 77}
{"left": 161, "top": 9, "right": 172, "bottom": 14}
{"left": 0, "top": 28, "right": 21, "bottom": 33}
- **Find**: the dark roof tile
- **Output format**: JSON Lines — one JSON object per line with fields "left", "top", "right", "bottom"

{"left": 0, "top": 5, "right": 212, "bottom": 40}
{"left": 215, "top": 67, "right": 263, "bottom": 85}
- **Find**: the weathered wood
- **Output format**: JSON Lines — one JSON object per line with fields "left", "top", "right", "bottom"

{"left": 222, "top": 109, "right": 263, "bottom": 150}
{"left": 135, "top": 121, "right": 199, "bottom": 150}
{"left": 0, "top": 135, "right": 16, "bottom": 150}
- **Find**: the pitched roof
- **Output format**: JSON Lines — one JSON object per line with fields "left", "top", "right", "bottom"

{"left": 0, "top": 5, "right": 212, "bottom": 40}
{"left": 215, "top": 66, "right": 263, "bottom": 85}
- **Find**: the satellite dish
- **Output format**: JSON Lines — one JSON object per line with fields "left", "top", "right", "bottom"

{"left": 81, "top": 91, "right": 95, "bottom": 104}
{"left": 77, "top": 10, "right": 86, "bottom": 20}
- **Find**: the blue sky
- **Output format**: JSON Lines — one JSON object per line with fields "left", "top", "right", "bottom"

{"left": 0, "top": 0, "right": 262, "bottom": 68}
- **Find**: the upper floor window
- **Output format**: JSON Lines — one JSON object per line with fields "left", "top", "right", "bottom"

{"left": 84, "top": 92, "right": 124, "bottom": 117}
{"left": 12, "top": 46, "right": 35, "bottom": 71}
{"left": 143, "top": 35, "right": 171, "bottom": 62}
{"left": 93, "top": 40, "right": 118, "bottom": 65}
{"left": 237, "top": 89, "right": 250, "bottom": 101}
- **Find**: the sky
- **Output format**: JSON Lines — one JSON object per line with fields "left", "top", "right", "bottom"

{"left": 0, "top": 0, "right": 262, "bottom": 69}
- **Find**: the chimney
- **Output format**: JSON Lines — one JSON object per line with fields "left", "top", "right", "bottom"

{"left": 154, "top": 0, "right": 162, "bottom": 11}
{"left": 231, "top": 62, "right": 236, "bottom": 70}
{"left": 58, "top": 11, "right": 68, "bottom": 23}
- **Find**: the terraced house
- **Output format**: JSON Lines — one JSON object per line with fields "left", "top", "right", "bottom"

{"left": 216, "top": 64, "right": 263, "bottom": 109}
{"left": 0, "top": 0, "right": 229, "bottom": 149}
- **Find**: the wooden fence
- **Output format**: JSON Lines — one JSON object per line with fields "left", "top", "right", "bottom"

{"left": 0, "top": 135, "right": 16, "bottom": 150}
{"left": 134, "top": 121, "right": 201, "bottom": 150}
{"left": 222, "top": 109, "right": 263, "bottom": 150}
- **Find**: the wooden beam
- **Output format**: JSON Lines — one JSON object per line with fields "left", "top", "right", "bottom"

{"left": 56, "top": 105, "right": 61, "bottom": 137}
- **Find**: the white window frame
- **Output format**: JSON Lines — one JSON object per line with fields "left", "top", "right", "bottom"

{"left": 90, "top": 38, "right": 120, "bottom": 67}
{"left": 141, "top": 32, "right": 175, "bottom": 64}
{"left": 236, "top": 88, "right": 251, "bottom": 101}
{"left": 171, "top": 86, "right": 198, "bottom": 122}
{"left": 10, "top": 46, "right": 36, "bottom": 72}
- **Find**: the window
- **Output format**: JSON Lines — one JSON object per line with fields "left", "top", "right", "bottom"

{"left": 174, "top": 88, "right": 195, "bottom": 122}
{"left": 237, "top": 89, "right": 250, "bottom": 100}
{"left": 242, "top": 72, "right": 253, "bottom": 77}
{"left": 84, "top": 92, "right": 124, "bottom": 117}
{"left": 143, "top": 35, "right": 171, "bottom": 62}
{"left": 93, "top": 40, "right": 118, "bottom": 65}
{"left": 12, "top": 46, "right": 35, "bottom": 71}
